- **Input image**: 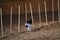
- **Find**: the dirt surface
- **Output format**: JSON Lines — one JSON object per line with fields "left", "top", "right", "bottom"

{"left": 0, "top": 22, "right": 60, "bottom": 40}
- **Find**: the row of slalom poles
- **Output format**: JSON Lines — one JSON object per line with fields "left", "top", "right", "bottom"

{"left": 9, "top": 0, "right": 60, "bottom": 33}
{"left": 10, "top": 5, "right": 21, "bottom": 33}
{"left": 29, "top": 1, "right": 48, "bottom": 27}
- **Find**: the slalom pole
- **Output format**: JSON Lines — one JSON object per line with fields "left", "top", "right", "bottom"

{"left": 58, "top": 0, "right": 60, "bottom": 22}
{"left": 0, "top": 8, "right": 3, "bottom": 37}
{"left": 25, "top": 3, "right": 27, "bottom": 23}
{"left": 52, "top": 0, "right": 54, "bottom": 22}
{"left": 44, "top": 1, "right": 48, "bottom": 24}
{"left": 10, "top": 6, "right": 12, "bottom": 34}
{"left": 29, "top": 3, "right": 34, "bottom": 28}
{"left": 38, "top": 2, "right": 42, "bottom": 26}
{"left": 18, "top": 5, "right": 20, "bottom": 33}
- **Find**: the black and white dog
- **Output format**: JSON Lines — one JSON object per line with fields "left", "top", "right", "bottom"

{"left": 25, "top": 20, "right": 32, "bottom": 31}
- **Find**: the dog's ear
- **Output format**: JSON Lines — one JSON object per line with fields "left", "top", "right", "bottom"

{"left": 29, "top": 20, "right": 32, "bottom": 24}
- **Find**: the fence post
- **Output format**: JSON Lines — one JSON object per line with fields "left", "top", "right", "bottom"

{"left": 18, "top": 5, "right": 20, "bottom": 33}
{"left": 44, "top": 1, "right": 48, "bottom": 24}
{"left": 0, "top": 8, "right": 3, "bottom": 37}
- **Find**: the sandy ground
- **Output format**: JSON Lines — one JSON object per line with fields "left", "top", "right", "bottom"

{"left": 0, "top": 22, "right": 60, "bottom": 40}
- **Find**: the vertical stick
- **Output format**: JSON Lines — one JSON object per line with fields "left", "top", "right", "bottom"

{"left": 18, "top": 5, "right": 20, "bottom": 33}
{"left": 52, "top": 0, "right": 54, "bottom": 22}
{"left": 25, "top": 3, "right": 27, "bottom": 23}
{"left": 38, "top": 2, "right": 41, "bottom": 25}
{"left": 29, "top": 3, "right": 34, "bottom": 28}
{"left": 58, "top": 0, "right": 60, "bottom": 22}
{"left": 0, "top": 8, "right": 3, "bottom": 37}
{"left": 44, "top": 1, "right": 48, "bottom": 24}
{"left": 10, "top": 6, "right": 12, "bottom": 34}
